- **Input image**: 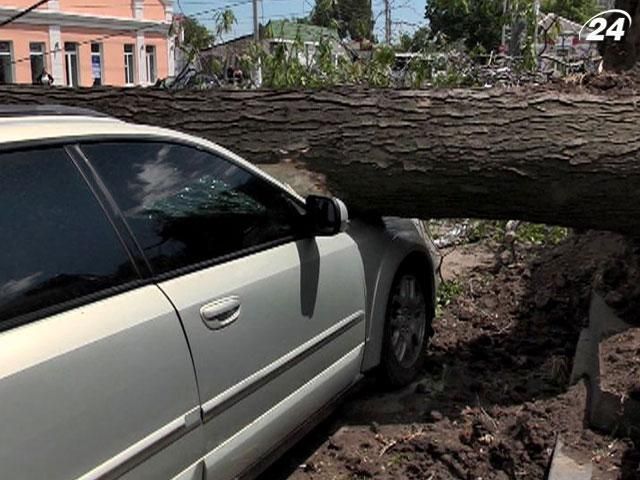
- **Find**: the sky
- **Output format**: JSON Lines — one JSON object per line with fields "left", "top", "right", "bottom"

{"left": 176, "top": 0, "right": 426, "bottom": 42}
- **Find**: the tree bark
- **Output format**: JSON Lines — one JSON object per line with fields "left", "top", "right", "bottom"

{"left": 602, "top": 0, "right": 640, "bottom": 71}
{"left": 2, "top": 85, "right": 640, "bottom": 235}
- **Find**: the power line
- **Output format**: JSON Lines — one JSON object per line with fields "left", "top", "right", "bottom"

{"left": 187, "top": 0, "right": 254, "bottom": 19}
{"left": 0, "top": 0, "right": 49, "bottom": 28}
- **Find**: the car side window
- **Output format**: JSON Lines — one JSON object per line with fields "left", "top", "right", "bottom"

{"left": 0, "top": 147, "right": 139, "bottom": 329}
{"left": 81, "top": 141, "right": 304, "bottom": 274}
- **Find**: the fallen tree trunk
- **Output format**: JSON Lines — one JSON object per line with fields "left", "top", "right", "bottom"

{"left": 2, "top": 85, "right": 640, "bottom": 235}
{"left": 602, "top": 1, "right": 640, "bottom": 71}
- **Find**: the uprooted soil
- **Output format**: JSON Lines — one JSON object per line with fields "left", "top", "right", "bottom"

{"left": 260, "top": 230, "right": 640, "bottom": 480}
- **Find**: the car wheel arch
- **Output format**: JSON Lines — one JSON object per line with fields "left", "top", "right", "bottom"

{"left": 361, "top": 246, "right": 436, "bottom": 373}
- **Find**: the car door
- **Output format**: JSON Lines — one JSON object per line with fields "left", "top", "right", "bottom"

{"left": 80, "top": 139, "right": 367, "bottom": 478}
{"left": 0, "top": 145, "right": 203, "bottom": 480}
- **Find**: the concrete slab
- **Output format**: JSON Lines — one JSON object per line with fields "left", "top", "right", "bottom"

{"left": 569, "top": 292, "right": 640, "bottom": 436}
{"left": 547, "top": 439, "right": 592, "bottom": 480}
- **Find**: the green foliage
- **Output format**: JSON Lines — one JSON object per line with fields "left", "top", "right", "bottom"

{"left": 310, "top": 0, "right": 372, "bottom": 40}
{"left": 398, "top": 27, "right": 433, "bottom": 52}
{"left": 467, "top": 220, "right": 505, "bottom": 242}
{"left": 437, "top": 280, "right": 463, "bottom": 310}
{"left": 394, "top": 27, "right": 477, "bottom": 87}
{"left": 517, "top": 0, "right": 539, "bottom": 70}
{"left": 181, "top": 17, "right": 213, "bottom": 61}
{"left": 365, "top": 45, "right": 396, "bottom": 86}
{"left": 541, "top": 0, "right": 598, "bottom": 23}
{"left": 468, "top": 220, "right": 569, "bottom": 245}
{"left": 516, "top": 224, "right": 569, "bottom": 245}
{"left": 208, "top": 57, "right": 224, "bottom": 77}
{"left": 425, "top": 0, "right": 505, "bottom": 52}
{"left": 213, "top": 9, "right": 237, "bottom": 39}
{"left": 180, "top": 10, "right": 236, "bottom": 65}
{"left": 243, "top": 36, "right": 396, "bottom": 88}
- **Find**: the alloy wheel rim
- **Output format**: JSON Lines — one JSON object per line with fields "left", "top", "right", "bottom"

{"left": 389, "top": 274, "right": 426, "bottom": 368}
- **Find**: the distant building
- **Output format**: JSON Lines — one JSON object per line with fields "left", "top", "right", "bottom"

{"left": 537, "top": 12, "right": 600, "bottom": 73}
{"left": 202, "top": 20, "right": 347, "bottom": 78}
{"left": 262, "top": 20, "right": 346, "bottom": 66}
{"left": 0, "top": 0, "right": 174, "bottom": 87}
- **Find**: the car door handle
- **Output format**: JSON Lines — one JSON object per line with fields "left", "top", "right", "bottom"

{"left": 200, "top": 296, "right": 241, "bottom": 330}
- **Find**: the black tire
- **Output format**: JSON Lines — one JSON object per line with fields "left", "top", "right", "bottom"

{"left": 379, "top": 265, "right": 432, "bottom": 388}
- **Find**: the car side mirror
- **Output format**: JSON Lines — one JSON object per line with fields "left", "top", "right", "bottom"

{"left": 305, "top": 195, "right": 349, "bottom": 236}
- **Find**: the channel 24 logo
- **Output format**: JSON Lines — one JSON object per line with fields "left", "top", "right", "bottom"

{"left": 579, "top": 9, "right": 632, "bottom": 42}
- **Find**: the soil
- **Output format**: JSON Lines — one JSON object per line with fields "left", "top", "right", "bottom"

{"left": 260, "top": 230, "right": 640, "bottom": 480}
{"left": 601, "top": 329, "right": 640, "bottom": 400}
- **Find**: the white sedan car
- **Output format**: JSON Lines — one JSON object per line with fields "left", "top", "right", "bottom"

{"left": 0, "top": 105, "right": 438, "bottom": 480}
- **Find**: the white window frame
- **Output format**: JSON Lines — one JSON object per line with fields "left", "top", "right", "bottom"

{"left": 303, "top": 42, "right": 319, "bottom": 67}
{"left": 29, "top": 42, "right": 46, "bottom": 84}
{"left": 145, "top": 45, "right": 156, "bottom": 84}
{"left": 64, "top": 42, "right": 79, "bottom": 87}
{"left": 124, "top": 44, "right": 135, "bottom": 86}
{"left": 90, "top": 42, "right": 103, "bottom": 85}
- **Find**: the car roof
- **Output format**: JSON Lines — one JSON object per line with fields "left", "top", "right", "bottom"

{"left": 0, "top": 105, "right": 112, "bottom": 118}
{"left": 0, "top": 112, "right": 304, "bottom": 202}
{"left": 0, "top": 114, "right": 170, "bottom": 144}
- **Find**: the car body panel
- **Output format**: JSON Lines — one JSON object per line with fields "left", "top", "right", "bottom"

{"left": 0, "top": 114, "right": 438, "bottom": 479}
{"left": 0, "top": 286, "right": 202, "bottom": 480}
{"left": 203, "top": 343, "right": 364, "bottom": 479}
{"left": 158, "top": 234, "right": 366, "bottom": 480}
{"left": 348, "top": 217, "right": 439, "bottom": 372}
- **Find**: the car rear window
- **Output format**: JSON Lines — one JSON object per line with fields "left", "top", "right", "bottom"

{"left": 0, "top": 147, "right": 138, "bottom": 328}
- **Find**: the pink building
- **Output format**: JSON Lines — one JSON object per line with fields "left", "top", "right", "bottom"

{"left": 0, "top": 0, "right": 174, "bottom": 87}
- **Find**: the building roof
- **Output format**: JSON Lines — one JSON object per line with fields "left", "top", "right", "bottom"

{"left": 263, "top": 20, "right": 340, "bottom": 42}
{"left": 538, "top": 12, "right": 591, "bottom": 37}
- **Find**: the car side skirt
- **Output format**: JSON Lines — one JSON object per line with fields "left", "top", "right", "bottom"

{"left": 174, "top": 343, "right": 364, "bottom": 480}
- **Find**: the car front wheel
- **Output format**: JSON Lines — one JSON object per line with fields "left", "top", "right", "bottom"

{"left": 380, "top": 267, "right": 430, "bottom": 387}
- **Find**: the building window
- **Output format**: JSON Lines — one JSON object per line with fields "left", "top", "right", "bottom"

{"left": 303, "top": 43, "right": 316, "bottom": 66}
{"left": 0, "top": 41, "right": 13, "bottom": 84}
{"left": 64, "top": 42, "right": 79, "bottom": 87}
{"left": 30, "top": 43, "right": 46, "bottom": 84}
{"left": 124, "top": 44, "right": 135, "bottom": 85}
{"left": 91, "top": 43, "right": 102, "bottom": 86}
{"left": 145, "top": 45, "right": 156, "bottom": 83}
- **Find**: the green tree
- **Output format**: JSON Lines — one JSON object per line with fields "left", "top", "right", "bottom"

{"left": 398, "top": 26, "right": 432, "bottom": 52}
{"left": 424, "top": 0, "right": 505, "bottom": 52}
{"left": 213, "top": 8, "right": 237, "bottom": 39}
{"left": 541, "top": 0, "right": 598, "bottom": 23}
{"left": 181, "top": 17, "right": 213, "bottom": 57}
{"left": 310, "top": 0, "right": 372, "bottom": 40}
{"left": 176, "top": 17, "right": 213, "bottom": 77}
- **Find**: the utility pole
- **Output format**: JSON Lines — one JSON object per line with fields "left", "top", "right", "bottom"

{"left": 384, "top": 0, "right": 391, "bottom": 44}
{"left": 252, "top": 0, "right": 262, "bottom": 86}
{"left": 533, "top": 0, "right": 540, "bottom": 54}
{"left": 252, "top": 0, "right": 260, "bottom": 43}
{"left": 501, "top": 0, "right": 508, "bottom": 48}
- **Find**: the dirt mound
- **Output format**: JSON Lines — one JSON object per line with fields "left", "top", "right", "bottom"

{"left": 579, "top": 71, "right": 640, "bottom": 92}
{"left": 531, "top": 231, "right": 626, "bottom": 321}
{"left": 594, "top": 238, "right": 640, "bottom": 325}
